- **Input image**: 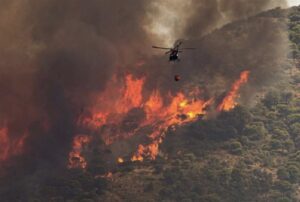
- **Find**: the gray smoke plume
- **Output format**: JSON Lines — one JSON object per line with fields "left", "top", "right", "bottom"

{"left": 145, "top": 0, "right": 289, "bottom": 101}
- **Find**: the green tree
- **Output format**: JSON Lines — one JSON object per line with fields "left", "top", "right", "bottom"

{"left": 272, "top": 128, "right": 289, "bottom": 140}
{"left": 263, "top": 91, "right": 281, "bottom": 108}
{"left": 290, "top": 122, "right": 300, "bottom": 137}
{"left": 227, "top": 141, "right": 243, "bottom": 155}
{"left": 277, "top": 167, "right": 290, "bottom": 181}
{"left": 270, "top": 139, "right": 282, "bottom": 150}
{"left": 274, "top": 180, "right": 293, "bottom": 193}
{"left": 287, "top": 165, "right": 300, "bottom": 183}
{"left": 244, "top": 122, "right": 267, "bottom": 141}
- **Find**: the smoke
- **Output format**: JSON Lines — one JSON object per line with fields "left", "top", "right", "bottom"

{"left": 0, "top": 0, "right": 289, "bottom": 199}
{"left": 0, "top": 0, "right": 150, "bottom": 164}
{"left": 145, "top": 0, "right": 289, "bottom": 100}
{"left": 146, "top": 0, "right": 287, "bottom": 46}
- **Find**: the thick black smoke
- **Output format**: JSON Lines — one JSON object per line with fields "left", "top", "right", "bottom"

{"left": 0, "top": 0, "right": 289, "bottom": 199}
{"left": 0, "top": 2, "right": 152, "bottom": 199}
{"left": 0, "top": 0, "right": 151, "bottom": 167}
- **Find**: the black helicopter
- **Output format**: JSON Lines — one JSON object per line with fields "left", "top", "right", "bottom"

{"left": 152, "top": 41, "right": 195, "bottom": 62}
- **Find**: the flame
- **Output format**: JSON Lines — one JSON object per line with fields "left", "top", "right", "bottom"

{"left": 131, "top": 142, "right": 159, "bottom": 162}
{"left": 179, "top": 100, "right": 188, "bottom": 108}
{"left": 131, "top": 92, "right": 213, "bottom": 161}
{"left": 70, "top": 70, "right": 250, "bottom": 167}
{"left": 218, "top": 71, "right": 250, "bottom": 111}
{"left": 0, "top": 126, "right": 27, "bottom": 162}
{"left": 131, "top": 145, "right": 145, "bottom": 161}
{"left": 0, "top": 127, "right": 10, "bottom": 161}
{"left": 106, "top": 172, "right": 113, "bottom": 178}
{"left": 120, "top": 75, "right": 144, "bottom": 110}
{"left": 95, "top": 172, "right": 113, "bottom": 179}
{"left": 145, "top": 90, "right": 163, "bottom": 114}
{"left": 117, "top": 157, "right": 124, "bottom": 163}
{"left": 78, "top": 75, "right": 145, "bottom": 130}
{"left": 68, "top": 135, "right": 91, "bottom": 169}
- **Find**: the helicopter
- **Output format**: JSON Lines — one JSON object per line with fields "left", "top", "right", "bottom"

{"left": 152, "top": 41, "right": 195, "bottom": 62}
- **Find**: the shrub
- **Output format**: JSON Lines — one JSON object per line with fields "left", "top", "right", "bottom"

{"left": 244, "top": 122, "right": 267, "bottom": 141}
{"left": 270, "top": 139, "right": 282, "bottom": 150}
{"left": 277, "top": 167, "right": 290, "bottom": 181}
{"left": 227, "top": 141, "right": 243, "bottom": 155}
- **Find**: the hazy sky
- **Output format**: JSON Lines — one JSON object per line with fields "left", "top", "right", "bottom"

{"left": 288, "top": 0, "right": 300, "bottom": 6}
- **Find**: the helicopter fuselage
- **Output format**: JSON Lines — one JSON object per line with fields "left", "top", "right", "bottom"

{"left": 169, "top": 49, "right": 179, "bottom": 61}
{"left": 152, "top": 41, "right": 194, "bottom": 62}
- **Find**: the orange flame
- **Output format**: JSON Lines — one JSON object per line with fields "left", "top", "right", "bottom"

{"left": 145, "top": 90, "right": 163, "bottom": 115}
{"left": 131, "top": 92, "right": 213, "bottom": 161}
{"left": 70, "top": 70, "right": 250, "bottom": 167}
{"left": 131, "top": 145, "right": 146, "bottom": 161}
{"left": 68, "top": 135, "right": 91, "bottom": 169}
{"left": 218, "top": 71, "right": 250, "bottom": 111}
{"left": 78, "top": 74, "right": 145, "bottom": 130}
{"left": 122, "top": 74, "right": 144, "bottom": 109}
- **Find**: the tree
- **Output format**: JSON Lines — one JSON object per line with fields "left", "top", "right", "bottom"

{"left": 244, "top": 122, "right": 267, "bottom": 141}
{"left": 277, "top": 167, "right": 290, "bottom": 181}
{"left": 270, "top": 139, "right": 282, "bottom": 150}
{"left": 287, "top": 165, "right": 300, "bottom": 183}
{"left": 274, "top": 180, "right": 293, "bottom": 193}
{"left": 263, "top": 91, "right": 281, "bottom": 108}
{"left": 290, "top": 123, "right": 300, "bottom": 137}
{"left": 277, "top": 197, "right": 292, "bottom": 202}
{"left": 227, "top": 141, "right": 243, "bottom": 155}
{"left": 219, "top": 106, "right": 252, "bottom": 132}
{"left": 272, "top": 128, "right": 289, "bottom": 140}
{"left": 287, "top": 114, "right": 300, "bottom": 124}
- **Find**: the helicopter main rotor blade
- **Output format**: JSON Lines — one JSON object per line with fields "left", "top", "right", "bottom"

{"left": 180, "top": 48, "right": 196, "bottom": 50}
{"left": 152, "top": 46, "right": 171, "bottom": 50}
{"left": 174, "top": 41, "right": 183, "bottom": 47}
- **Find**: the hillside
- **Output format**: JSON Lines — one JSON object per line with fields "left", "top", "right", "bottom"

{"left": 98, "top": 7, "right": 300, "bottom": 202}
{"left": 0, "top": 5, "right": 300, "bottom": 202}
